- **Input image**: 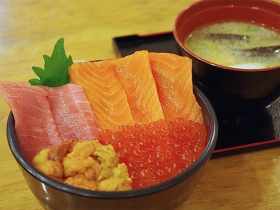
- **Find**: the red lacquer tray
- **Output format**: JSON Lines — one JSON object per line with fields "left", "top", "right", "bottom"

{"left": 112, "top": 32, "right": 280, "bottom": 158}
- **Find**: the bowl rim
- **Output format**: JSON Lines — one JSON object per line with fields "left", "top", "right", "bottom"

{"left": 173, "top": 0, "right": 280, "bottom": 72}
{"left": 6, "top": 86, "right": 218, "bottom": 199}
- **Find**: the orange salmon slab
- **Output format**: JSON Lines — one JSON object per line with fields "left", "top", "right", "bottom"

{"left": 149, "top": 52, "right": 204, "bottom": 124}
{"left": 69, "top": 61, "right": 134, "bottom": 131}
{"left": 113, "top": 50, "right": 165, "bottom": 125}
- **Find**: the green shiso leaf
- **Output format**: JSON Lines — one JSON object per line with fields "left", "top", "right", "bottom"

{"left": 29, "top": 38, "right": 73, "bottom": 87}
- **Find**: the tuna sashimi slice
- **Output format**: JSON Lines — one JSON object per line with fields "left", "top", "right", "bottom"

{"left": 149, "top": 52, "right": 204, "bottom": 124}
{"left": 0, "top": 81, "right": 63, "bottom": 161}
{"left": 114, "top": 50, "right": 164, "bottom": 125}
{"left": 69, "top": 61, "right": 134, "bottom": 131}
{"left": 42, "top": 84, "right": 102, "bottom": 141}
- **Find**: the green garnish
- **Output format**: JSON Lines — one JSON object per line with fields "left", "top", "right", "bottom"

{"left": 29, "top": 38, "right": 73, "bottom": 87}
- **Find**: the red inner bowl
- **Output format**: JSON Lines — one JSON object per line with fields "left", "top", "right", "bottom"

{"left": 174, "top": 0, "right": 280, "bottom": 72}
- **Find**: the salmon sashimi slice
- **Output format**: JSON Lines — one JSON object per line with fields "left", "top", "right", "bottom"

{"left": 68, "top": 61, "right": 134, "bottom": 131}
{"left": 149, "top": 52, "right": 204, "bottom": 124}
{"left": 113, "top": 50, "right": 164, "bottom": 125}
{"left": 0, "top": 81, "right": 63, "bottom": 161}
{"left": 42, "top": 84, "right": 102, "bottom": 141}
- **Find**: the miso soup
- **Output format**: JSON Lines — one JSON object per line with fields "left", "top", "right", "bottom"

{"left": 184, "top": 22, "right": 280, "bottom": 69}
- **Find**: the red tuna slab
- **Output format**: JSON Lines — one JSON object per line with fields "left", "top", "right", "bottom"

{"left": 42, "top": 84, "right": 102, "bottom": 141}
{"left": 0, "top": 81, "right": 63, "bottom": 161}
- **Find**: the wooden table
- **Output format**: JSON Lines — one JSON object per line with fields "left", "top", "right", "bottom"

{"left": 0, "top": 0, "right": 279, "bottom": 209}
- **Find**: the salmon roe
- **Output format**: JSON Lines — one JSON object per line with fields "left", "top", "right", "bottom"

{"left": 101, "top": 118, "right": 207, "bottom": 189}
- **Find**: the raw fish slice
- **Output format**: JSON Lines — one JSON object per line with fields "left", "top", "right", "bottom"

{"left": 149, "top": 52, "right": 204, "bottom": 124}
{"left": 0, "top": 81, "right": 63, "bottom": 161}
{"left": 69, "top": 61, "right": 134, "bottom": 131}
{"left": 42, "top": 84, "right": 102, "bottom": 141}
{"left": 114, "top": 50, "right": 164, "bottom": 124}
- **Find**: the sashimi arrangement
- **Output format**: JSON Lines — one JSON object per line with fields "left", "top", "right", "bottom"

{"left": 1, "top": 38, "right": 207, "bottom": 190}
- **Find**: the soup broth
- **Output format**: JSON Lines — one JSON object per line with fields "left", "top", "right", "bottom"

{"left": 184, "top": 22, "right": 280, "bottom": 69}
